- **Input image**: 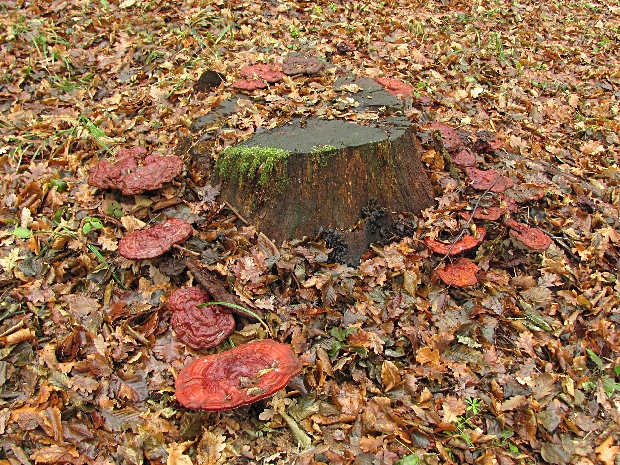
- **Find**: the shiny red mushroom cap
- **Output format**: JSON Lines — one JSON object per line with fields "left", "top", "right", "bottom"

{"left": 376, "top": 78, "right": 413, "bottom": 97}
{"left": 169, "top": 287, "right": 235, "bottom": 350}
{"left": 436, "top": 257, "right": 480, "bottom": 287}
{"left": 505, "top": 218, "right": 552, "bottom": 252}
{"left": 118, "top": 218, "right": 193, "bottom": 260}
{"left": 88, "top": 146, "right": 184, "bottom": 195}
{"left": 232, "top": 79, "right": 268, "bottom": 91}
{"left": 464, "top": 167, "right": 514, "bottom": 193}
{"left": 425, "top": 227, "right": 486, "bottom": 256}
{"left": 175, "top": 339, "right": 302, "bottom": 410}
{"left": 240, "top": 64, "right": 284, "bottom": 83}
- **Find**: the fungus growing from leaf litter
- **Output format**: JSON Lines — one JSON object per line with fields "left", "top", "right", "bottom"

{"left": 232, "top": 79, "right": 268, "bottom": 91}
{"left": 464, "top": 167, "right": 514, "bottom": 193}
{"left": 425, "top": 122, "right": 463, "bottom": 152}
{"left": 505, "top": 218, "right": 552, "bottom": 252}
{"left": 425, "top": 227, "right": 487, "bottom": 255}
{"left": 474, "top": 130, "right": 502, "bottom": 152}
{"left": 169, "top": 287, "right": 234, "bottom": 350}
{"left": 436, "top": 257, "right": 480, "bottom": 287}
{"left": 240, "top": 64, "right": 284, "bottom": 83}
{"left": 88, "top": 147, "right": 184, "bottom": 195}
{"left": 452, "top": 147, "right": 477, "bottom": 167}
{"left": 118, "top": 218, "right": 192, "bottom": 260}
{"left": 281, "top": 56, "right": 325, "bottom": 76}
{"left": 175, "top": 339, "right": 302, "bottom": 410}
{"left": 375, "top": 78, "right": 413, "bottom": 97}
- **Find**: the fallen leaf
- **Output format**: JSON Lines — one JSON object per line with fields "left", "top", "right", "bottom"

{"left": 381, "top": 360, "right": 402, "bottom": 392}
{"left": 595, "top": 436, "right": 620, "bottom": 465}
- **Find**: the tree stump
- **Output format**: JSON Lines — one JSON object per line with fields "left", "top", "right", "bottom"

{"left": 212, "top": 78, "right": 435, "bottom": 263}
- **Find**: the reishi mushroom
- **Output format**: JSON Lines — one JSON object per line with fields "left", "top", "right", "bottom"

{"left": 452, "top": 147, "right": 476, "bottom": 167}
{"left": 375, "top": 78, "right": 414, "bottom": 97}
{"left": 232, "top": 79, "right": 268, "bottom": 91}
{"left": 436, "top": 257, "right": 480, "bottom": 287}
{"left": 464, "top": 167, "right": 514, "bottom": 193}
{"left": 240, "top": 64, "right": 284, "bottom": 83}
{"left": 425, "top": 227, "right": 487, "bottom": 255}
{"left": 175, "top": 339, "right": 302, "bottom": 410}
{"left": 88, "top": 146, "right": 184, "bottom": 195}
{"left": 425, "top": 122, "right": 463, "bottom": 152}
{"left": 169, "top": 287, "right": 235, "bottom": 350}
{"left": 505, "top": 218, "right": 552, "bottom": 252}
{"left": 459, "top": 208, "right": 503, "bottom": 221}
{"left": 118, "top": 218, "right": 193, "bottom": 260}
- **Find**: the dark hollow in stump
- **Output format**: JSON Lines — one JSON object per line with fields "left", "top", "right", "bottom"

{"left": 212, "top": 78, "right": 435, "bottom": 263}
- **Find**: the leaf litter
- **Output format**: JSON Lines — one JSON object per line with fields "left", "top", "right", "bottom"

{"left": 0, "top": 0, "right": 619, "bottom": 464}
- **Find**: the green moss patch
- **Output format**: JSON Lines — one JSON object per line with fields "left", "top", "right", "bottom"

{"left": 216, "top": 145, "right": 290, "bottom": 191}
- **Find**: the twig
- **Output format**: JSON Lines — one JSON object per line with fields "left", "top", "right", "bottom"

{"left": 223, "top": 200, "right": 249, "bottom": 225}
{"left": 172, "top": 244, "right": 201, "bottom": 257}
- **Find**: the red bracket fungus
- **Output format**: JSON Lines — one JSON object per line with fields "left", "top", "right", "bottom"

{"left": 240, "top": 64, "right": 284, "bottom": 83}
{"left": 232, "top": 79, "right": 268, "bottom": 91}
{"left": 425, "top": 122, "right": 463, "bottom": 152}
{"left": 375, "top": 78, "right": 414, "bottom": 97}
{"left": 436, "top": 257, "right": 480, "bottom": 287}
{"left": 505, "top": 218, "right": 552, "bottom": 252}
{"left": 425, "top": 227, "right": 487, "bottom": 255}
{"left": 118, "top": 218, "right": 193, "bottom": 260}
{"left": 281, "top": 56, "right": 325, "bottom": 76}
{"left": 175, "top": 339, "right": 302, "bottom": 410}
{"left": 452, "top": 147, "right": 477, "bottom": 167}
{"left": 88, "top": 146, "right": 184, "bottom": 196}
{"left": 464, "top": 167, "right": 514, "bottom": 193}
{"left": 169, "top": 287, "right": 235, "bottom": 350}
{"left": 474, "top": 130, "right": 502, "bottom": 152}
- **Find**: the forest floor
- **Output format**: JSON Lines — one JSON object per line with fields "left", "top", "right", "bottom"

{"left": 1, "top": 0, "right": 620, "bottom": 464}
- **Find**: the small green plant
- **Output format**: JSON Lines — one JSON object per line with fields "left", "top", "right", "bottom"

{"left": 49, "top": 179, "right": 68, "bottom": 193}
{"left": 313, "top": 5, "right": 323, "bottom": 14}
{"left": 78, "top": 115, "right": 111, "bottom": 152}
{"left": 82, "top": 217, "right": 103, "bottom": 235}
{"left": 107, "top": 202, "right": 124, "bottom": 218}
{"left": 13, "top": 226, "right": 31, "bottom": 239}
{"left": 328, "top": 326, "right": 368, "bottom": 358}
{"left": 582, "top": 349, "right": 620, "bottom": 397}
{"left": 395, "top": 454, "right": 421, "bottom": 465}
{"left": 465, "top": 396, "right": 483, "bottom": 416}
{"left": 289, "top": 24, "right": 301, "bottom": 38}
{"left": 328, "top": 3, "right": 337, "bottom": 12}
{"left": 495, "top": 429, "right": 520, "bottom": 454}
{"left": 448, "top": 397, "right": 484, "bottom": 449}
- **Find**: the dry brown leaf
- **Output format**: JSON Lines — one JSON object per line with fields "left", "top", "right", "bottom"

{"left": 166, "top": 441, "right": 195, "bottom": 465}
{"left": 441, "top": 396, "right": 467, "bottom": 424}
{"left": 381, "top": 360, "right": 402, "bottom": 392}
{"left": 416, "top": 347, "right": 441, "bottom": 367}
